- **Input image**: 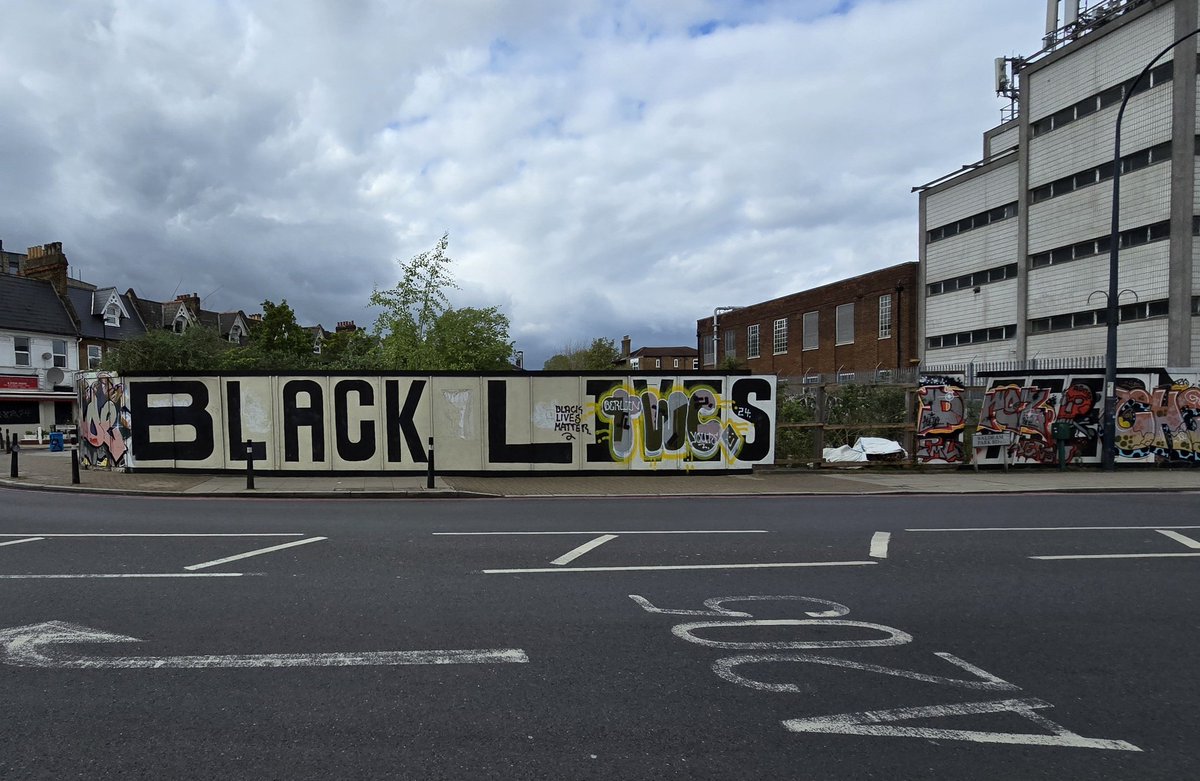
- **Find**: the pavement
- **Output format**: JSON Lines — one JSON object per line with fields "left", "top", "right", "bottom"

{"left": 2, "top": 445, "right": 1198, "bottom": 498}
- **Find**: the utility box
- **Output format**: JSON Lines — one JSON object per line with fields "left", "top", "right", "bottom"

{"left": 48, "top": 432, "right": 64, "bottom": 452}
{"left": 1051, "top": 421, "right": 1074, "bottom": 441}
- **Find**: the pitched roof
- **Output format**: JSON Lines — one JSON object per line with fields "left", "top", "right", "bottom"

{"left": 0, "top": 274, "right": 76, "bottom": 336}
{"left": 630, "top": 346, "right": 699, "bottom": 358}
{"left": 64, "top": 286, "right": 147, "bottom": 341}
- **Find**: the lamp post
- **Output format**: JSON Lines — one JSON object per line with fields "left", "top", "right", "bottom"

{"left": 1102, "top": 27, "right": 1200, "bottom": 470}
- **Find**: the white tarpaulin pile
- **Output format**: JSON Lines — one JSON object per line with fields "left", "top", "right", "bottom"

{"left": 822, "top": 437, "right": 907, "bottom": 463}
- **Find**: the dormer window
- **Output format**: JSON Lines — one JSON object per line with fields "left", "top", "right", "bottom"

{"left": 104, "top": 303, "right": 121, "bottom": 328}
{"left": 173, "top": 311, "right": 189, "bottom": 333}
{"left": 228, "top": 324, "right": 243, "bottom": 343}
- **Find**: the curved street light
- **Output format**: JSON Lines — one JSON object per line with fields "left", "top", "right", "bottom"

{"left": 1102, "top": 26, "right": 1200, "bottom": 470}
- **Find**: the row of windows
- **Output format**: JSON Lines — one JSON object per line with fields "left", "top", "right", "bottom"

{"left": 1029, "top": 58, "right": 1178, "bottom": 138}
{"left": 10, "top": 337, "right": 68, "bottom": 368}
{"left": 927, "top": 202, "right": 1018, "bottom": 244}
{"left": 926, "top": 324, "right": 1016, "bottom": 350}
{"left": 1029, "top": 139, "right": 1179, "bottom": 204}
{"left": 629, "top": 356, "right": 700, "bottom": 370}
{"left": 1029, "top": 298, "right": 1170, "bottom": 334}
{"left": 1029, "top": 219, "right": 1175, "bottom": 269}
{"left": 927, "top": 263, "right": 1018, "bottom": 296}
{"left": 711, "top": 296, "right": 895, "bottom": 364}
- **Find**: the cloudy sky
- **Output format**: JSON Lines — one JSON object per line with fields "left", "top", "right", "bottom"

{"left": 1, "top": 0, "right": 1049, "bottom": 367}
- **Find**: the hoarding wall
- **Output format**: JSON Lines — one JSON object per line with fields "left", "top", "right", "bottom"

{"left": 77, "top": 373, "right": 775, "bottom": 473}
{"left": 916, "top": 369, "right": 1200, "bottom": 466}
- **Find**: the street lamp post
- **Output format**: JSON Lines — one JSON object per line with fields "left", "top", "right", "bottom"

{"left": 1102, "top": 27, "right": 1200, "bottom": 471}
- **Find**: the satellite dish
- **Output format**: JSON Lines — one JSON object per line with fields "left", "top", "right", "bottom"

{"left": 41, "top": 352, "right": 53, "bottom": 361}
{"left": 46, "top": 368, "right": 66, "bottom": 386}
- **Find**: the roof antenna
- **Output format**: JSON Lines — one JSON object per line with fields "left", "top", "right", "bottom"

{"left": 202, "top": 286, "right": 221, "bottom": 304}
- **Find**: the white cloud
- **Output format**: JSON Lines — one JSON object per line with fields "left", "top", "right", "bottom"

{"left": 0, "top": 0, "right": 1047, "bottom": 363}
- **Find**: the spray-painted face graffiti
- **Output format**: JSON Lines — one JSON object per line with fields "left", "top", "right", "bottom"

{"left": 80, "top": 375, "right": 131, "bottom": 468}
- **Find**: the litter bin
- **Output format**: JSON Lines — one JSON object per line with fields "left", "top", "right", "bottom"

{"left": 48, "top": 432, "right": 64, "bottom": 452}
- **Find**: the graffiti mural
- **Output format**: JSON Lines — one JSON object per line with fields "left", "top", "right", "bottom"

{"left": 78, "top": 373, "right": 132, "bottom": 469}
{"left": 916, "top": 377, "right": 966, "bottom": 464}
{"left": 77, "top": 373, "right": 775, "bottom": 474}
{"left": 1114, "top": 379, "right": 1200, "bottom": 461}
{"left": 974, "top": 378, "right": 1101, "bottom": 465}
{"left": 586, "top": 378, "right": 770, "bottom": 466}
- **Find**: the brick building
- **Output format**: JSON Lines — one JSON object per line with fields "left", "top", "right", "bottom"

{"left": 612, "top": 335, "right": 699, "bottom": 371}
{"left": 694, "top": 262, "right": 918, "bottom": 381}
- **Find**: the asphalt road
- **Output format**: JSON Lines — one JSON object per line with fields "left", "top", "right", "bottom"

{"left": 1, "top": 488, "right": 1197, "bottom": 779}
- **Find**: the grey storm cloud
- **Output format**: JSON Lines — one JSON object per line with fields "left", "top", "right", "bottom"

{"left": 0, "top": 0, "right": 1048, "bottom": 366}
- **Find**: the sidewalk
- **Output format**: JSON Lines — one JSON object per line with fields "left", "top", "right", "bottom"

{"left": 2, "top": 446, "right": 1198, "bottom": 499}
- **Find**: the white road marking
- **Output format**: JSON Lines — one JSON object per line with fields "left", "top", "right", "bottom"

{"left": 0, "top": 573, "right": 248, "bottom": 579}
{"left": 1157, "top": 529, "right": 1200, "bottom": 549}
{"left": 783, "top": 698, "right": 1141, "bottom": 751}
{"left": 184, "top": 537, "right": 327, "bottom": 571}
{"left": 869, "top": 532, "right": 890, "bottom": 559}
{"left": 628, "top": 595, "right": 851, "bottom": 619}
{"left": 1031, "top": 552, "right": 1200, "bottom": 561}
{"left": 0, "top": 621, "right": 529, "bottom": 669}
{"left": 907, "top": 525, "right": 1200, "bottom": 532}
{"left": 434, "top": 530, "right": 767, "bottom": 535}
{"left": 484, "top": 561, "right": 877, "bottom": 574}
{"left": 551, "top": 534, "right": 617, "bottom": 566}
{"left": 714, "top": 651, "right": 1018, "bottom": 693}
{"left": 0, "top": 533, "right": 305, "bottom": 538}
{"left": 0, "top": 537, "right": 44, "bottom": 547}
{"left": 673, "top": 619, "right": 912, "bottom": 650}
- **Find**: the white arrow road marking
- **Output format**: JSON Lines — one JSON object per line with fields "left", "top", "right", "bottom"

{"left": 869, "top": 532, "right": 890, "bottom": 559}
{"left": 184, "top": 537, "right": 327, "bottom": 571}
{"left": 1157, "top": 529, "right": 1200, "bottom": 549}
{"left": 551, "top": 534, "right": 617, "bottom": 566}
{"left": 0, "top": 537, "right": 43, "bottom": 548}
{"left": 0, "top": 621, "right": 529, "bottom": 669}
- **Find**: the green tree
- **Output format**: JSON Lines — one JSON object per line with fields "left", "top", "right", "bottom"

{"left": 220, "top": 299, "right": 315, "bottom": 371}
{"left": 370, "top": 234, "right": 513, "bottom": 371}
{"left": 101, "top": 326, "right": 232, "bottom": 373}
{"left": 543, "top": 338, "right": 619, "bottom": 370}
{"left": 315, "top": 328, "right": 379, "bottom": 371}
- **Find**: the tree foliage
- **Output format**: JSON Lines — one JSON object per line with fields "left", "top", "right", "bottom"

{"left": 101, "top": 326, "right": 233, "bottom": 373}
{"left": 543, "top": 338, "right": 619, "bottom": 370}
{"left": 371, "top": 234, "right": 513, "bottom": 371}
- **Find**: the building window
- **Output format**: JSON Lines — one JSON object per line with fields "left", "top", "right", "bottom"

{"left": 926, "top": 324, "right": 1017, "bottom": 350}
{"left": 1029, "top": 298, "right": 1171, "bottom": 335}
{"left": 747, "top": 324, "right": 760, "bottom": 359}
{"left": 724, "top": 329, "right": 736, "bottom": 359}
{"left": 703, "top": 339, "right": 715, "bottom": 366}
{"left": 87, "top": 345, "right": 102, "bottom": 369}
{"left": 927, "top": 263, "right": 1018, "bottom": 296}
{"left": 655, "top": 357, "right": 661, "bottom": 369}
{"left": 673, "top": 358, "right": 679, "bottom": 368}
{"left": 835, "top": 303, "right": 854, "bottom": 345}
{"left": 52, "top": 339, "right": 67, "bottom": 368}
{"left": 878, "top": 294, "right": 892, "bottom": 339}
{"left": 173, "top": 313, "right": 188, "bottom": 333}
{"left": 802, "top": 311, "right": 818, "bottom": 350}
{"left": 630, "top": 357, "right": 640, "bottom": 369}
{"left": 228, "top": 324, "right": 243, "bottom": 343}
{"left": 773, "top": 318, "right": 787, "bottom": 354}
{"left": 1029, "top": 221, "right": 1172, "bottom": 270}
{"left": 926, "top": 202, "right": 1018, "bottom": 243}
{"left": 1029, "top": 139, "right": 1177, "bottom": 204}
{"left": 103, "top": 303, "right": 121, "bottom": 328}
{"left": 1030, "top": 59, "right": 1177, "bottom": 138}
{"left": 14, "top": 336, "right": 30, "bottom": 366}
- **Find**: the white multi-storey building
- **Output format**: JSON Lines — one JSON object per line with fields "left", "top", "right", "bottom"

{"left": 917, "top": 0, "right": 1200, "bottom": 369}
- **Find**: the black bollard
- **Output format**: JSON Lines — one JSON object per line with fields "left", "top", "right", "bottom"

{"left": 427, "top": 436, "right": 435, "bottom": 489}
{"left": 245, "top": 439, "right": 256, "bottom": 490}
{"left": 10, "top": 444, "right": 18, "bottom": 478}
{"left": 71, "top": 449, "right": 81, "bottom": 484}
{"left": 4, "top": 431, "right": 9, "bottom": 454}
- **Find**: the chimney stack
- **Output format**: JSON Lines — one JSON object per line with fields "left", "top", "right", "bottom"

{"left": 621, "top": 335, "right": 631, "bottom": 358}
{"left": 336, "top": 320, "right": 358, "bottom": 333}
{"left": 23, "top": 242, "right": 69, "bottom": 295}
{"left": 174, "top": 292, "right": 201, "bottom": 317}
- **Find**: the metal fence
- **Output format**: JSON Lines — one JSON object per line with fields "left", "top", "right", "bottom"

{"left": 781, "top": 355, "right": 1107, "bottom": 389}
